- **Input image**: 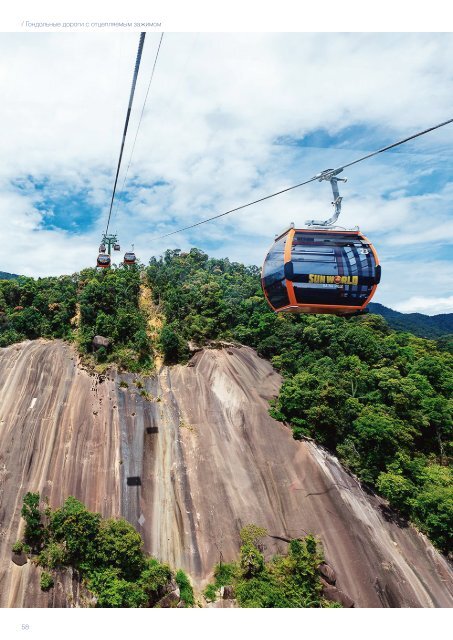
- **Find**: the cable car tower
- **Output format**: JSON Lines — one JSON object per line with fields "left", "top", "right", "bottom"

{"left": 97, "top": 234, "right": 121, "bottom": 268}
{"left": 100, "top": 234, "right": 120, "bottom": 255}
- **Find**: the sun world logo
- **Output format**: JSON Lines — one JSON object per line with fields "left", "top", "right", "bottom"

{"left": 309, "top": 274, "right": 359, "bottom": 285}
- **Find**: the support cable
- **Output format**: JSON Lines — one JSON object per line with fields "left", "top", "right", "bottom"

{"left": 104, "top": 32, "right": 146, "bottom": 236}
{"left": 112, "top": 33, "right": 165, "bottom": 225}
{"left": 155, "top": 117, "right": 453, "bottom": 240}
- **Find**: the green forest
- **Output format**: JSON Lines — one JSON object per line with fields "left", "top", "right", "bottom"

{"left": 202, "top": 524, "right": 340, "bottom": 607}
{"left": 0, "top": 249, "right": 452, "bottom": 556}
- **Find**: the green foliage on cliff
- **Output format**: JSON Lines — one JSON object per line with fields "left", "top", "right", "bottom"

{"left": 77, "top": 266, "right": 153, "bottom": 372}
{"left": 18, "top": 493, "right": 183, "bottom": 608}
{"left": 0, "top": 266, "right": 153, "bottom": 372}
{"left": 175, "top": 569, "right": 195, "bottom": 607}
{"left": 40, "top": 571, "right": 54, "bottom": 591}
{"left": 146, "top": 248, "right": 262, "bottom": 361}
{"left": 21, "top": 491, "right": 44, "bottom": 550}
{"left": 146, "top": 249, "right": 453, "bottom": 555}
{"left": 204, "top": 525, "right": 334, "bottom": 608}
{"left": 0, "top": 275, "right": 77, "bottom": 346}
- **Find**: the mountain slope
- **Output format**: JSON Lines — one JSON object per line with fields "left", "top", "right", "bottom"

{"left": 368, "top": 302, "right": 453, "bottom": 338}
{"left": 0, "top": 340, "right": 451, "bottom": 607}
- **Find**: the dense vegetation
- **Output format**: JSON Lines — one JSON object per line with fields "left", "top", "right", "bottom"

{"left": 0, "top": 267, "right": 153, "bottom": 372}
{"left": 0, "top": 275, "right": 77, "bottom": 346}
{"left": 17, "top": 492, "right": 193, "bottom": 608}
{"left": 147, "top": 249, "right": 452, "bottom": 554}
{"left": 202, "top": 525, "right": 339, "bottom": 607}
{"left": 76, "top": 265, "right": 153, "bottom": 372}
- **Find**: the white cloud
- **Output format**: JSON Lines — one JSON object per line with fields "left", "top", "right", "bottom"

{"left": 394, "top": 296, "right": 453, "bottom": 315}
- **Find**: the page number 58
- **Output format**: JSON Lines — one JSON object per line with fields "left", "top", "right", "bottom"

{"left": 21, "top": 624, "right": 30, "bottom": 631}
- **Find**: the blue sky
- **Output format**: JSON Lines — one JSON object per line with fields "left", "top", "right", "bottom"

{"left": 0, "top": 32, "right": 452, "bottom": 313}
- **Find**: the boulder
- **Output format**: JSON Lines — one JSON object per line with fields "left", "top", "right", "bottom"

{"left": 321, "top": 580, "right": 354, "bottom": 607}
{"left": 92, "top": 336, "right": 110, "bottom": 350}
{"left": 156, "top": 587, "right": 180, "bottom": 608}
{"left": 319, "top": 562, "right": 336, "bottom": 585}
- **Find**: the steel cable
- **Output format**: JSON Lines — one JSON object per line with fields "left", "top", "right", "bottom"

{"left": 155, "top": 117, "right": 453, "bottom": 240}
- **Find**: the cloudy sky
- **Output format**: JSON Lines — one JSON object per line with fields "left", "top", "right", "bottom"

{"left": 0, "top": 32, "right": 452, "bottom": 313}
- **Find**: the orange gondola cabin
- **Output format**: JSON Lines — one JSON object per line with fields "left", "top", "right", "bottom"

{"left": 261, "top": 227, "right": 381, "bottom": 316}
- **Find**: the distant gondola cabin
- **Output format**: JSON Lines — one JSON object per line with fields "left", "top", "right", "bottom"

{"left": 261, "top": 228, "right": 381, "bottom": 315}
{"left": 123, "top": 252, "right": 136, "bottom": 265}
{"left": 97, "top": 253, "right": 111, "bottom": 269}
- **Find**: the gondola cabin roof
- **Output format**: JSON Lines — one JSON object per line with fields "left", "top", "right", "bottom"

{"left": 261, "top": 227, "right": 381, "bottom": 316}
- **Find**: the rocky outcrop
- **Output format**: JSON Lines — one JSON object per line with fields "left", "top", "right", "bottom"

{"left": 319, "top": 563, "right": 336, "bottom": 585}
{"left": 0, "top": 340, "right": 452, "bottom": 608}
{"left": 321, "top": 580, "right": 355, "bottom": 608}
{"left": 92, "top": 335, "right": 110, "bottom": 350}
{"left": 156, "top": 587, "right": 180, "bottom": 608}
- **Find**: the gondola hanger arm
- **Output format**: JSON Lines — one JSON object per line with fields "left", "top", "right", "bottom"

{"left": 305, "top": 169, "right": 348, "bottom": 227}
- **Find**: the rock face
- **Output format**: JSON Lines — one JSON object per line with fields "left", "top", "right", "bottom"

{"left": 118, "top": 346, "right": 453, "bottom": 608}
{"left": 0, "top": 340, "right": 452, "bottom": 608}
{"left": 0, "top": 340, "right": 120, "bottom": 607}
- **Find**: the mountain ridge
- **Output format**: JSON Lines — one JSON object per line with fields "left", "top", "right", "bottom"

{"left": 0, "top": 271, "right": 19, "bottom": 280}
{"left": 368, "top": 302, "right": 453, "bottom": 338}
